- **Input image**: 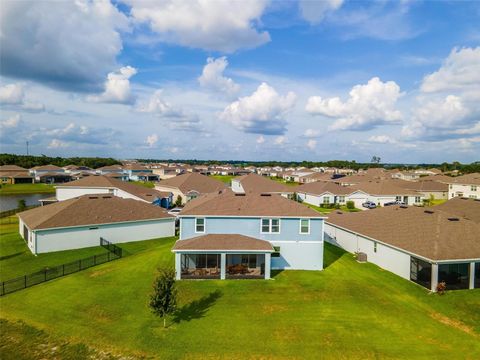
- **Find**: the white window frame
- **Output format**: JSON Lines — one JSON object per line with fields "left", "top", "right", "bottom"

{"left": 299, "top": 218, "right": 310, "bottom": 235}
{"left": 338, "top": 196, "right": 345, "bottom": 203}
{"left": 472, "top": 185, "right": 477, "bottom": 192}
{"left": 415, "top": 196, "right": 421, "bottom": 203}
{"left": 195, "top": 217, "right": 205, "bottom": 233}
{"left": 260, "top": 218, "right": 281, "bottom": 234}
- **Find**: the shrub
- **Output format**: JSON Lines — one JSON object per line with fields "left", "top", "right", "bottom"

{"left": 17, "top": 199, "right": 26, "bottom": 211}
{"left": 346, "top": 201, "right": 355, "bottom": 210}
{"left": 334, "top": 203, "right": 341, "bottom": 209}
{"left": 174, "top": 195, "right": 183, "bottom": 207}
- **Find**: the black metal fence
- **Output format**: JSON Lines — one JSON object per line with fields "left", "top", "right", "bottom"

{"left": 0, "top": 238, "right": 123, "bottom": 296}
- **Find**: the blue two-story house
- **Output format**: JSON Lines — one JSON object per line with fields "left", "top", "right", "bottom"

{"left": 172, "top": 190, "right": 326, "bottom": 280}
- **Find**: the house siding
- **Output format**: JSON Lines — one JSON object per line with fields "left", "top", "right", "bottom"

{"left": 180, "top": 216, "right": 324, "bottom": 270}
{"left": 27, "top": 218, "right": 175, "bottom": 254}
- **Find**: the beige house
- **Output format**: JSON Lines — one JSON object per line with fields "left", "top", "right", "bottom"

{"left": 155, "top": 172, "right": 226, "bottom": 205}
{"left": 447, "top": 173, "right": 480, "bottom": 199}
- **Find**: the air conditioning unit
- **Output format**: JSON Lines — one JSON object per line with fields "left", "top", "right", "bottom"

{"left": 356, "top": 252, "right": 367, "bottom": 263}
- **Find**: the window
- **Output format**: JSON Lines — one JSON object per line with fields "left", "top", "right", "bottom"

{"left": 195, "top": 218, "right": 205, "bottom": 233}
{"left": 472, "top": 185, "right": 477, "bottom": 192}
{"left": 272, "top": 246, "right": 281, "bottom": 257}
{"left": 300, "top": 219, "right": 310, "bottom": 234}
{"left": 373, "top": 241, "right": 377, "bottom": 253}
{"left": 323, "top": 197, "right": 330, "bottom": 204}
{"left": 338, "top": 196, "right": 345, "bottom": 203}
{"left": 475, "top": 263, "right": 480, "bottom": 289}
{"left": 415, "top": 196, "right": 421, "bottom": 203}
{"left": 410, "top": 257, "right": 432, "bottom": 289}
{"left": 438, "top": 263, "right": 470, "bottom": 290}
{"left": 449, "top": 184, "right": 453, "bottom": 189}
{"left": 395, "top": 196, "right": 402, "bottom": 201}
{"left": 261, "top": 218, "right": 280, "bottom": 233}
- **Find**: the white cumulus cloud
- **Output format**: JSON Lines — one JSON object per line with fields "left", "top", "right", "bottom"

{"left": 368, "top": 135, "right": 396, "bottom": 144}
{"left": 306, "top": 77, "right": 403, "bottom": 131}
{"left": 87, "top": 66, "right": 137, "bottom": 104}
{"left": 0, "top": 83, "right": 24, "bottom": 104}
{"left": 127, "top": 0, "right": 270, "bottom": 53}
{"left": 256, "top": 135, "right": 265, "bottom": 144}
{"left": 421, "top": 47, "right": 480, "bottom": 94}
{"left": 303, "top": 128, "right": 320, "bottom": 138}
{"left": 299, "top": 0, "right": 343, "bottom": 24}
{"left": 274, "top": 136, "right": 287, "bottom": 145}
{"left": 306, "top": 139, "right": 317, "bottom": 150}
{"left": 220, "top": 82, "right": 296, "bottom": 135}
{"left": 48, "top": 139, "right": 69, "bottom": 149}
{"left": 145, "top": 134, "right": 158, "bottom": 147}
{"left": 198, "top": 57, "right": 240, "bottom": 98}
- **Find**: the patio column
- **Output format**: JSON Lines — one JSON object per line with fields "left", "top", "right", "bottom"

{"left": 264, "top": 253, "right": 271, "bottom": 280}
{"left": 175, "top": 253, "right": 181, "bottom": 280}
{"left": 469, "top": 262, "right": 475, "bottom": 290}
{"left": 220, "top": 253, "right": 226, "bottom": 280}
{"left": 430, "top": 263, "right": 438, "bottom": 292}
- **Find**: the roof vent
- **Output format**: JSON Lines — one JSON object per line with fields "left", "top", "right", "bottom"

{"left": 424, "top": 210, "right": 434, "bottom": 214}
{"left": 448, "top": 217, "right": 460, "bottom": 221}
{"left": 399, "top": 205, "right": 408, "bottom": 209}
{"left": 103, "top": 196, "right": 112, "bottom": 199}
{"left": 260, "top": 193, "right": 271, "bottom": 197}
{"left": 89, "top": 196, "right": 98, "bottom": 199}
{"left": 235, "top": 193, "right": 245, "bottom": 196}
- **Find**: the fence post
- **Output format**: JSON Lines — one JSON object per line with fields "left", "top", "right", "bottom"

{"left": 44, "top": 269, "right": 47, "bottom": 281}
{"left": 108, "top": 251, "right": 111, "bottom": 261}
{"left": 24, "top": 275, "right": 27, "bottom": 289}
{"left": 62, "top": 264, "right": 65, "bottom": 276}
{"left": 94, "top": 255, "right": 96, "bottom": 265}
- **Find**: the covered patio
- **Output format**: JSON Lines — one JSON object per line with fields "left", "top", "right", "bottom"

{"left": 172, "top": 234, "right": 273, "bottom": 280}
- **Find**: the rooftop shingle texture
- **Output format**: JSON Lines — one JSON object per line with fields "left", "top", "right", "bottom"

{"left": 326, "top": 202, "right": 480, "bottom": 261}
{"left": 434, "top": 197, "right": 480, "bottom": 223}
{"left": 447, "top": 173, "right": 480, "bottom": 185}
{"left": 180, "top": 190, "right": 324, "bottom": 217}
{"left": 297, "top": 181, "right": 354, "bottom": 195}
{"left": 18, "top": 195, "right": 174, "bottom": 230}
{"left": 0, "top": 165, "right": 28, "bottom": 171}
{"left": 172, "top": 234, "right": 274, "bottom": 252}
{"left": 57, "top": 175, "right": 170, "bottom": 201}
{"left": 156, "top": 172, "right": 226, "bottom": 194}
{"left": 234, "top": 173, "right": 294, "bottom": 193}
{"left": 31, "top": 164, "right": 63, "bottom": 171}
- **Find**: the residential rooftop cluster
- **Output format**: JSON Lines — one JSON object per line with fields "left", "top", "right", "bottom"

{"left": 5, "top": 160, "right": 479, "bottom": 292}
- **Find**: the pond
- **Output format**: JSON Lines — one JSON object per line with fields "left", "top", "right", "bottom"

{"left": 0, "top": 193, "right": 52, "bottom": 212}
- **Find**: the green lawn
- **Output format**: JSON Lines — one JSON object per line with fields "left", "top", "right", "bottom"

{"left": 209, "top": 175, "right": 237, "bottom": 184}
{"left": 0, "top": 183, "right": 55, "bottom": 195}
{"left": 269, "top": 176, "right": 299, "bottom": 186}
{"left": 130, "top": 181, "right": 155, "bottom": 188}
{"left": 1, "top": 219, "right": 479, "bottom": 358}
{"left": 431, "top": 199, "right": 448, "bottom": 206}
{"left": 303, "top": 203, "right": 361, "bottom": 214}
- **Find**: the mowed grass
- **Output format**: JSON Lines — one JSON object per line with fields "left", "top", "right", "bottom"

{"left": 208, "top": 175, "right": 237, "bottom": 184}
{"left": 303, "top": 203, "right": 361, "bottom": 214}
{"left": 131, "top": 181, "right": 155, "bottom": 188}
{"left": 1, "top": 222, "right": 479, "bottom": 358}
{"left": 0, "top": 183, "right": 55, "bottom": 195}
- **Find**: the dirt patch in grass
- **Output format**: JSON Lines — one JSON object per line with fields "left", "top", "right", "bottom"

{"left": 430, "top": 312, "right": 478, "bottom": 337}
{"left": 89, "top": 267, "right": 115, "bottom": 278}
{"left": 261, "top": 304, "right": 288, "bottom": 314}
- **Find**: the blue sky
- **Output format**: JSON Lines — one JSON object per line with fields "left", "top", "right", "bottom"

{"left": 1, "top": 0, "right": 479, "bottom": 163}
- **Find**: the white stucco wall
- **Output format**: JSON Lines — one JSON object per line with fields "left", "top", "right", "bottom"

{"left": 30, "top": 219, "right": 175, "bottom": 254}
{"left": 324, "top": 223, "right": 411, "bottom": 280}
{"left": 449, "top": 184, "right": 478, "bottom": 199}
{"left": 56, "top": 187, "right": 113, "bottom": 201}
{"left": 270, "top": 240, "right": 323, "bottom": 270}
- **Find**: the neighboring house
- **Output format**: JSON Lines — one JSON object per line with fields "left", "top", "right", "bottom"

{"left": 231, "top": 173, "right": 294, "bottom": 197}
{"left": 96, "top": 165, "right": 124, "bottom": 175}
{"left": 391, "top": 171, "right": 421, "bottom": 181}
{"left": 297, "top": 172, "right": 333, "bottom": 184}
{"left": 447, "top": 173, "right": 480, "bottom": 199}
{"left": 172, "top": 190, "right": 326, "bottom": 280}
{"left": 392, "top": 179, "right": 449, "bottom": 200}
{"left": 153, "top": 166, "right": 183, "bottom": 179}
{"left": 123, "top": 164, "right": 159, "bottom": 181}
{"left": 325, "top": 198, "right": 480, "bottom": 291}
{"left": 55, "top": 175, "right": 173, "bottom": 208}
{"left": 0, "top": 165, "right": 34, "bottom": 184}
{"left": 18, "top": 195, "right": 175, "bottom": 254}
{"left": 30, "top": 165, "right": 71, "bottom": 183}
{"left": 155, "top": 172, "right": 227, "bottom": 205}
{"left": 347, "top": 181, "right": 423, "bottom": 208}
{"left": 414, "top": 168, "right": 442, "bottom": 176}
{"left": 296, "top": 182, "right": 354, "bottom": 207}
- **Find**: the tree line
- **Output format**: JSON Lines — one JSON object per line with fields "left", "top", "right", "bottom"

{"left": 0, "top": 154, "right": 120, "bottom": 169}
